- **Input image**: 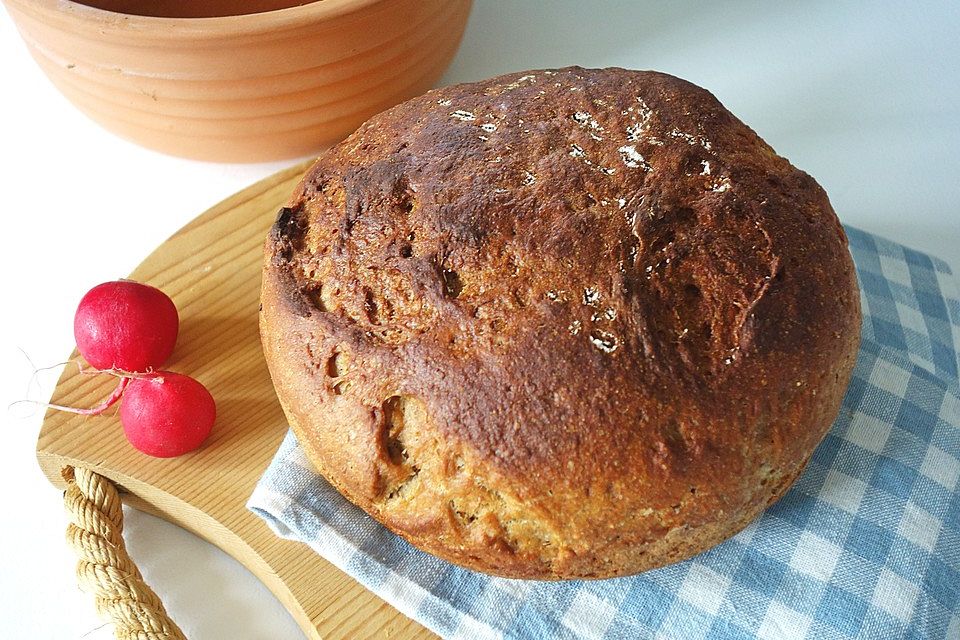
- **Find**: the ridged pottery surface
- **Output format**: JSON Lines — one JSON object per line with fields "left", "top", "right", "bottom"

{"left": 4, "top": 0, "right": 472, "bottom": 161}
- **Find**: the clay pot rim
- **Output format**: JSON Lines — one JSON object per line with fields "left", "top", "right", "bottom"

{"left": 7, "top": 0, "right": 388, "bottom": 33}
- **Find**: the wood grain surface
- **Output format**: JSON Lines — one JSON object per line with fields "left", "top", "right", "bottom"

{"left": 36, "top": 161, "right": 435, "bottom": 640}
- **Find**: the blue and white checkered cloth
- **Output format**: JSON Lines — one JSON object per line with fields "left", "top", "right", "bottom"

{"left": 249, "top": 227, "right": 960, "bottom": 639}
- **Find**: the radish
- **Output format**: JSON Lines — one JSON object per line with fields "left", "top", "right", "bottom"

{"left": 44, "top": 279, "right": 218, "bottom": 458}
{"left": 74, "top": 280, "right": 179, "bottom": 372}
{"left": 120, "top": 372, "right": 216, "bottom": 458}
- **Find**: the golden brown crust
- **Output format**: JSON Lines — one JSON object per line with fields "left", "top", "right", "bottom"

{"left": 259, "top": 67, "right": 861, "bottom": 579}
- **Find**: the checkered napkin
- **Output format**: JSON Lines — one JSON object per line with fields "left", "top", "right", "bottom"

{"left": 249, "top": 227, "right": 960, "bottom": 639}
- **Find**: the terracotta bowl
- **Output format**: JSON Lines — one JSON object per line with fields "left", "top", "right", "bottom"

{"left": 4, "top": 0, "right": 473, "bottom": 161}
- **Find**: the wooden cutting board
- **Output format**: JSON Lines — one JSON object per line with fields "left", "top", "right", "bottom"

{"left": 36, "top": 162, "right": 435, "bottom": 640}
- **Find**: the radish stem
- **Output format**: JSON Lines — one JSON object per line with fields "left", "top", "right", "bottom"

{"left": 34, "top": 376, "right": 130, "bottom": 415}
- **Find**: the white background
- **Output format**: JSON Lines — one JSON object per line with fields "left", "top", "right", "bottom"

{"left": 1, "top": 1, "right": 958, "bottom": 638}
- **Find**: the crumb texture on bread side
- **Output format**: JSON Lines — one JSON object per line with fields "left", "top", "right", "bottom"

{"left": 260, "top": 67, "right": 861, "bottom": 579}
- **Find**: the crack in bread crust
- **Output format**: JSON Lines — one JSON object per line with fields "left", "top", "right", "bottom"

{"left": 260, "top": 67, "right": 861, "bottom": 579}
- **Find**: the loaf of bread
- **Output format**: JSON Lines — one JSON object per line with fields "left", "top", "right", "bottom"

{"left": 260, "top": 67, "right": 861, "bottom": 579}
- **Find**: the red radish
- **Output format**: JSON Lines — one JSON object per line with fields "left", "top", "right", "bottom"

{"left": 74, "top": 280, "right": 179, "bottom": 372}
{"left": 120, "top": 372, "right": 216, "bottom": 458}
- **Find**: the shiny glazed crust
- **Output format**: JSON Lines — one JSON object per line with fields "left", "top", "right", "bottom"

{"left": 260, "top": 67, "right": 861, "bottom": 579}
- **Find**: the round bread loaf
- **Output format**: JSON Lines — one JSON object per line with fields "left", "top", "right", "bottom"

{"left": 260, "top": 67, "right": 861, "bottom": 579}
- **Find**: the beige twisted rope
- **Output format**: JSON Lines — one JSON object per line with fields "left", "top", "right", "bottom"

{"left": 63, "top": 466, "right": 186, "bottom": 640}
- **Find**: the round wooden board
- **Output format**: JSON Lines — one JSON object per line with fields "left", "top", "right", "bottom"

{"left": 36, "top": 162, "right": 435, "bottom": 640}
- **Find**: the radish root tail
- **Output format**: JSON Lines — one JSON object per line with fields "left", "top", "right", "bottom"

{"left": 15, "top": 376, "right": 130, "bottom": 416}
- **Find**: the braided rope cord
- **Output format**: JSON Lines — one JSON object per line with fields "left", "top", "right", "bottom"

{"left": 63, "top": 466, "right": 187, "bottom": 640}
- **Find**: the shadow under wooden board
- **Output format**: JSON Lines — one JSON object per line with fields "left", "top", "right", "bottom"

{"left": 36, "top": 161, "right": 435, "bottom": 640}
